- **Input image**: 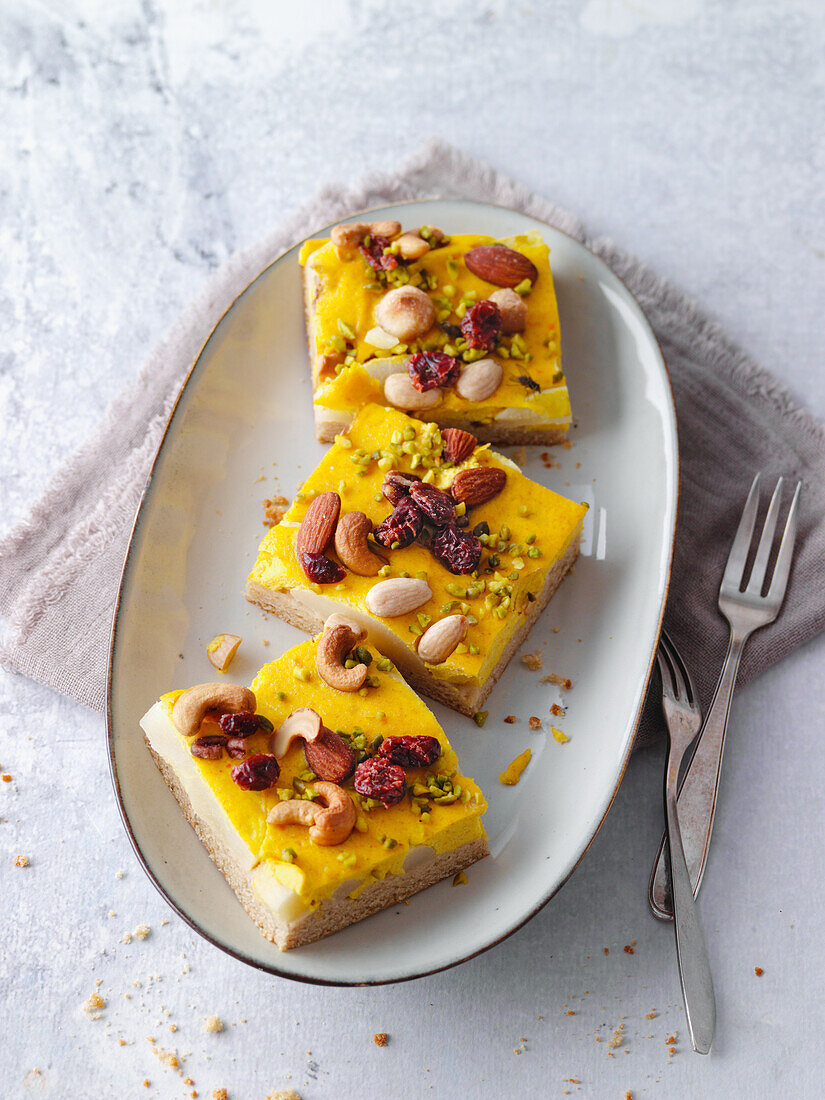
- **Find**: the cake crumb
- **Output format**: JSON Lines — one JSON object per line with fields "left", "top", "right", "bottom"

{"left": 263, "top": 495, "right": 290, "bottom": 528}
{"left": 755, "top": 966, "right": 764, "bottom": 976}
{"left": 608, "top": 1024, "right": 624, "bottom": 1050}
{"left": 452, "top": 871, "right": 468, "bottom": 886}
{"left": 81, "top": 992, "right": 106, "bottom": 1019}
{"left": 550, "top": 703, "right": 565, "bottom": 717}
{"left": 212, "top": 1091, "right": 228, "bottom": 1100}
{"left": 169, "top": 1023, "right": 178, "bottom": 1032}
{"left": 374, "top": 1033, "right": 389, "bottom": 1047}
{"left": 134, "top": 924, "right": 151, "bottom": 940}
{"left": 623, "top": 945, "right": 635, "bottom": 955}
{"left": 115, "top": 869, "right": 125, "bottom": 879}
{"left": 204, "top": 1015, "right": 224, "bottom": 1034}
{"left": 540, "top": 672, "right": 572, "bottom": 690}
{"left": 266, "top": 1090, "right": 301, "bottom": 1100}
{"left": 153, "top": 1047, "right": 180, "bottom": 1069}
{"left": 504, "top": 715, "right": 516, "bottom": 724}
{"left": 645, "top": 1011, "right": 656, "bottom": 1019}
{"left": 552, "top": 727, "right": 569, "bottom": 744}
{"left": 1, "top": 774, "right": 12, "bottom": 782}
{"left": 520, "top": 652, "right": 543, "bottom": 671}
{"left": 14, "top": 854, "right": 29, "bottom": 867}
{"left": 528, "top": 716, "right": 542, "bottom": 730}
{"left": 603, "top": 947, "right": 609, "bottom": 955}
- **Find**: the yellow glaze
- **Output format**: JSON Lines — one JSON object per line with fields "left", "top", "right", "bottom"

{"left": 248, "top": 404, "right": 588, "bottom": 690}
{"left": 500, "top": 748, "right": 532, "bottom": 785}
{"left": 160, "top": 637, "right": 486, "bottom": 910}
{"left": 301, "top": 232, "right": 571, "bottom": 430}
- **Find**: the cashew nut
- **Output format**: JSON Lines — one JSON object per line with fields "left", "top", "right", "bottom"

{"left": 375, "top": 286, "right": 435, "bottom": 343}
{"left": 271, "top": 707, "right": 324, "bottom": 760}
{"left": 323, "top": 612, "right": 367, "bottom": 638}
{"left": 330, "top": 222, "right": 368, "bottom": 249}
{"left": 171, "top": 683, "right": 256, "bottom": 737}
{"left": 334, "top": 511, "right": 386, "bottom": 576}
{"left": 316, "top": 623, "right": 368, "bottom": 692}
{"left": 267, "top": 782, "right": 357, "bottom": 846}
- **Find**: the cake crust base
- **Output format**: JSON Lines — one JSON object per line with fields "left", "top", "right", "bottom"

{"left": 146, "top": 738, "right": 488, "bottom": 951}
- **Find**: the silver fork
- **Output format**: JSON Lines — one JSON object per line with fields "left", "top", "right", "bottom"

{"left": 650, "top": 474, "right": 802, "bottom": 920}
{"left": 657, "top": 631, "right": 716, "bottom": 1055}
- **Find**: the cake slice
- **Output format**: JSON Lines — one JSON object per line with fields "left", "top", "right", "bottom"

{"left": 246, "top": 404, "right": 587, "bottom": 717}
{"left": 300, "top": 223, "right": 571, "bottom": 444}
{"left": 141, "top": 629, "right": 488, "bottom": 951}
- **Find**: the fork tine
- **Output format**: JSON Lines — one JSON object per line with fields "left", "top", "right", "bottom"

{"left": 659, "top": 632, "right": 688, "bottom": 702}
{"left": 766, "top": 481, "right": 801, "bottom": 604}
{"left": 661, "top": 630, "right": 696, "bottom": 708}
{"left": 722, "top": 474, "right": 761, "bottom": 590}
{"left": 656, "top": 648, "right": 676, "bottom": 702}
{"left": 745, "top": 477, "right": 784, "bottom": 594}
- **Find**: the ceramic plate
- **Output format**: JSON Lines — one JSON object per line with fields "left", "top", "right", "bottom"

{"left": 108, "top": 199, "right": 678, "bottom": 985}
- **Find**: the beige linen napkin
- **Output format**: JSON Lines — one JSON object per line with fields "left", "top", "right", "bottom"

{"left": 1, "top": 141, "right": 824, "bottom": 745}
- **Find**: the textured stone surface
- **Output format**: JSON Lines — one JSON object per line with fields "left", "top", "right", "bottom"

{"left": 2, "top": 2, "right": 825, "bottom": 1096}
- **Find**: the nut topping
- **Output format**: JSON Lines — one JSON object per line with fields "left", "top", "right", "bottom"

{"left": 267, "top": 782, "right": 356, "bottom": 846}
{"left": 455, "top": 358, "right": 503, "bottom": 402}
{"left": 368, "top": 219, "right": 402, "bottom": 240}
{"left": 295, "top": 491, "right": 340, "bottom": 557}
{"left": 304, "top": 728, "right": 357, "bottom": 784}
{"left": 450, "top": 466, "right": 507, "bottom": 507}
{"left": 271, "top": 707, "right": 325, "bottom": 759}
{"left": 171, "top": 683, "right": 257, "bottom": 738}
{"left": 416, "top": 615, "right": 469, "bottom": 665}
{"left": 464, "top": 244, "right": 538, "bottom": 288}
{"left": 331, "top": 222, "right": 368, "bottom": 249}
{"left": 441, "top": 428, "right": 477, "bottom": 464}
{"left": 205, "top": 633, "right": 242, "bottom": 672}
{"left": 365, "top": 577, "right": 432, "bottom": 618}
{"left": 334, "top": 511, "right": 385, "bottom": 576}
{"left": 395, "top": 232, "right": 430, "bottom": 261}
{"left": 489, "top": 288, "right": 528, "bottom": 333}
{"left": 316, "top": 622, "right": 369, "bottom": 692}
{"left": 384, "top": 372, "right": 443, "bottom": 411}
{"left": 374, "top": 286, "right": 435, "bottom": 343}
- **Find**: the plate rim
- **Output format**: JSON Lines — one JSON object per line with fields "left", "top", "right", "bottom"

{"left": 106, "top": 197, "right": 679, "bottom": 986}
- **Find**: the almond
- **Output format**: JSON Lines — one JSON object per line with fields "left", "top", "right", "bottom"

{"left": 384, "top": 372, "right": 443, "bottom": 411}
{"left": 464, "top": 245, "right": 538, "bottom": 288}
{"left": 365, "top": 577, "right": 432, "bottom": 618}
{"left": 450, "top": 466, "right": 507, "bottom": 506}
{"left": 334, "top": 511, "right": 385, "bottom": 576}
{"left": 296, "top": 492, "right": 340, "bottom": 556}
{"left": 395, "top": 232, "right": 430, "bottom": 261}
{"left": 416, "top": 615, "right": 468, "bottom": 665}
{"left": 368, "top": 219, "right": 402, "bottom": 240}
{"left": 489, "top": 287, "right": 528, "bottom": 333}
{"left": 455, "top": 358, "right": 503, "bottom": 402}
{"left": 304, "top": 727, "right": 357, "bottom": 784}
{"left": 441, "top": 428, "right": 477, "bottom": 464}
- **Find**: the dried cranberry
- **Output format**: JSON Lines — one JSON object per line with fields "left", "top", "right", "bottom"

{"left": 461, "top": 300, "right": 502, "bottom": 350}
{"left": 231, "top": 753, "right": 280, "bottom": 791}
{"left": 408, "top": 351, "right": 461, "bottom": 392}
{"left": 225, "top": 737, "right": 248, "bottom": 760}
{"left": 219, "top": 711, "right": 260, "bottom": 738}
{"left": 354, "top": 756, "right": 407, "bottom": 808}
{"left": 382, "top": 470, "right": 422, "bottom": 507}
{"left": 429, "top": 524, "right": 482, "bottom": 575}
{"left": 373, "top": 497, "right": 424, "bottom": 548}
{"left": 298, "top": 550, "right": 346, "bottom": 584}
{"left": 359, "top": 234, "right": 398, "bottom": 273}
{"left": 379, "top": 735, "right": 442, "bottom": 768}
{"left": 190, "top": 735, "right": 227, "bottom": 761}
{"left": 409, "top": 481, "right": 456, "bottom": 526}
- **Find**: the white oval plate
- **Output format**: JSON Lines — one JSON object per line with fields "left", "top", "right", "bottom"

{"left": 108, "top": 199, "right": 677, "bottom": 985}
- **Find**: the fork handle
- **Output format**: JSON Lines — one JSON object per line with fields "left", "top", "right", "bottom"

{"left": 649, "top": 631, "right": 748, "bottom": 920}
{"left": 664, "top": 751, "right": 716, "bottom": 1053}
